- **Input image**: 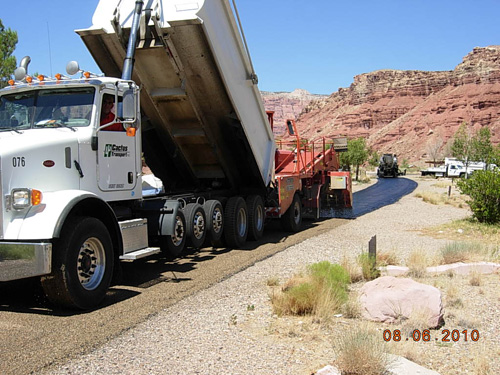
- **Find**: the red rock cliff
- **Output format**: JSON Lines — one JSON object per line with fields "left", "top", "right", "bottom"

{"left": 294, "top": 46, "right": 500, "bottom": 164}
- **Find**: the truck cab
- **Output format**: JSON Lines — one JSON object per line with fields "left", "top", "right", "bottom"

{"left": 0, "top": 74, "right": 143, "bottom": 202}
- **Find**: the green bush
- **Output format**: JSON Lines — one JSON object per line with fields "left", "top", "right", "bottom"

{"left": 456, "top": 170, "right": 500, "bottom": 224}
{"left": 308, "top": 261, "right": 350, "bottom": 288}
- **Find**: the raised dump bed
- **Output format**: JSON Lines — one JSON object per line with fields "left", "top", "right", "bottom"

{"left": 77, "top": 0, "right": 275, "bottom": 194}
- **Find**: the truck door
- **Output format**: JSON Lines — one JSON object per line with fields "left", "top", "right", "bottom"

{"left": 97, "top": 131, "right": 137, "bottom": 191}
{"left": 97, "top": 94, "right": 138, "bottom": 192}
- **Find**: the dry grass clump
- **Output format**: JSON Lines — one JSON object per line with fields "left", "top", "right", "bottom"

{"left": 341, "top": 291, "right": 361, "bottom": 319}
{"left": 333, "top": 324, "right": 393, "bottom": 375}
{"left": 266, "top": 277, "right": 280, "bottom": 286}
{"left": 439, "top": 241, "right": 498, "bottom": 264}
{"left": 406, "top": 249, "right": 430, "bottom": 278}
{"left": 376, "top": 249, "right": 400, "bottom": 266}
{"left": 469, "top": 270, "right": 482, "bottom": 286}
{"left": 340, "top": 250, "right": 400, "bottom": 283}
{"left": 423, "top": 219, "right": 500, "bottom": 248}
{"left": 444, "top": 282, "right": 463, "bottom": 308}
{"left": 341, "top": 250, "right": 399, "bottom": 282}
{"left": 340, "top": 255, "right": 363, "bottom": 283}
{"left": 414, "top": 190, "right": 465, "bottom": 208}
{"left": 400, "top": 308, "right": 436, "bottom": 336}
{"left": 270, "top": 261, "right": 350, "bottom": 320}
{"left": 432, "top": 181, "right": 453, "bottom": 188}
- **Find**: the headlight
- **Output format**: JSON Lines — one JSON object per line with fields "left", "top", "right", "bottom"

{"left": 11, "top": 188, "right": 43, "bottom": 210}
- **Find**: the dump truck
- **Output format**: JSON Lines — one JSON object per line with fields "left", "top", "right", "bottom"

{"left": 377, "top": 153, "right": 405, "bottom": 178}
{"left": 0, "top": 0, "right": 352, "bottom": 309}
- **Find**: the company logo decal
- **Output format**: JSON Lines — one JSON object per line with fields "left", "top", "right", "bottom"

{"left": 104, "top": 144, "right": 130, "bottom": 158}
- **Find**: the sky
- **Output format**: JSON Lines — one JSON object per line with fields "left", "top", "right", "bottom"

{"left": 2, "top": 0, "right": 499, "bottom": 95}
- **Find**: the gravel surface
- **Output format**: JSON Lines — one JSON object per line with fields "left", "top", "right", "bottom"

{"left": 45, "top": 177, "right": 499, "bottom": 375}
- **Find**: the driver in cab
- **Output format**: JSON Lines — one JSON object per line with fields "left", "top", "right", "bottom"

{"left": 100, "top": 94, "right": 124, "bottom": 131}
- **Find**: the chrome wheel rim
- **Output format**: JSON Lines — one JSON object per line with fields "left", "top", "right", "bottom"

{"left": 212, "top": 207, "right": 223, "bottom": 234}
{"left": 77, "top": 237, "right": 106, "bottom": 291}
{"left": 237, "top": 207, "right": 247, "bottom": 237}
{"left": 172, "top": 215, "right": 185, "bottom": 246}
{"left": 192, "top": 211, "right": 205, "bottom": 240}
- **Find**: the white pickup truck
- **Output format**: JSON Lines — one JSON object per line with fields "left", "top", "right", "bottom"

{"left": 421, "top": 158, "right": 494, "bottom": 178}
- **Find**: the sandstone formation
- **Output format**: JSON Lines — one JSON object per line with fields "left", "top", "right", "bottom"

{"left": 360, "top": 276, "right": 444, "bottom": 328}
{"left": 292, "top": 46, "right": 500, "bottom": 164}
{"left": 261, "top": 89, "right": 327, "bottom": 135}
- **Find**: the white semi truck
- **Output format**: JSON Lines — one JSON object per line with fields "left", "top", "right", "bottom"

{"left": 0, "top": 0, "right": 352, "bottom": 309}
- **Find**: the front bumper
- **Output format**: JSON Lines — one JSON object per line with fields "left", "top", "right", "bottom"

{"left": 0, "top": 242, "right": 52, "bottom": 281}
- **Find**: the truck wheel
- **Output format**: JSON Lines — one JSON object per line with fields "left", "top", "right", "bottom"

{"left": 184, "top": 203, "right": 206, "bottom": 249}
{"left": 246, "top": 195, "right": 265, "bottom": 241}
{"left": 281, "top": 193, "right": 302, "bottom": 232}
{"left": 224, "top": 196, "right": 248, "bottom": 248}
{"left": 161, "top": 210, "right": 186, "bottom": 257}
{"left": 203, "top": 200, "right": 224, "bottom": 245}
{"left": 41, "top": 216, "right": 113, "bottom": 310}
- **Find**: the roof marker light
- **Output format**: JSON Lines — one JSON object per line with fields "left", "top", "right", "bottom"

{"left": 83, "top": 71, "right": 91, "bottom": 79}
{"left": 26, "top": 76, "right": 33, "bottom": 83}
{"left": 38, "top": 75, "right": 45, "bottom": 82}
{"left": 55, "top": 73, "right": 62, "bottom": 80}
{"left": 8, "top": 79, "right": 14, "bottom": 86}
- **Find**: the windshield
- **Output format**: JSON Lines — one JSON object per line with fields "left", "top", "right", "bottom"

{"left": 0, "top": 87, "right": 95, "bottom": 131}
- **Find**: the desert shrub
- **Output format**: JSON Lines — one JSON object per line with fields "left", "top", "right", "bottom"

{"left": 456, "top": 170, "right": 500, "bottom": 224}
{"left": 357, "top": 253, "right": 380, "bottom": 280}
{"left": 270, "top": 261, "right": 350, "bottom": 318}
{"left": 308, "top": 261, "right": 350, "bottom": 289}
{"left": 333, "top": 325, "right": 393, "bottom": 375}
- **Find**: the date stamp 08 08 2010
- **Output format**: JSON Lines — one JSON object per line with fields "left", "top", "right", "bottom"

{"left": 383, "top": 329, "right": 480, "bottom": 342}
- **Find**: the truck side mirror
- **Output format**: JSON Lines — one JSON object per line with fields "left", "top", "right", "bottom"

{"left": 119, "top": 89, "right": 136, "bottom": 121}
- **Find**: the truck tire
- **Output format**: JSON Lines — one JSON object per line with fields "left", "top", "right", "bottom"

{"left": 184, "top": 203, "right": 207, "bottom": 249}
{"left": 247, "top": 195, "right": 265, "bottom": 241}
{"left": 161, "top": 210, "right": 186, "bottom": 257}
{"left": 281, "top": 193, "right": 302, "bottom": 232}
{"left": 224, "top": 196, "right": 248, "bottom": 248}
{"left": 41, "top": 216, "right": 113, "bottom": 310}
{"left": 203, "top": 200, "right": 224, "bottom": 245}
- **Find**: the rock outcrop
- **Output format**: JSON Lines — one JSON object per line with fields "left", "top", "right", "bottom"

{"left": 261, "top": 89, "right": 327, "bottom": 136}
{"left": 293, "top": 46, "right": 500, "bottom": 164}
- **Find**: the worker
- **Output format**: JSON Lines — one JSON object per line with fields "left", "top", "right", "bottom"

{"left": 100, "top": 94, "right": 124, "bottom": 131}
